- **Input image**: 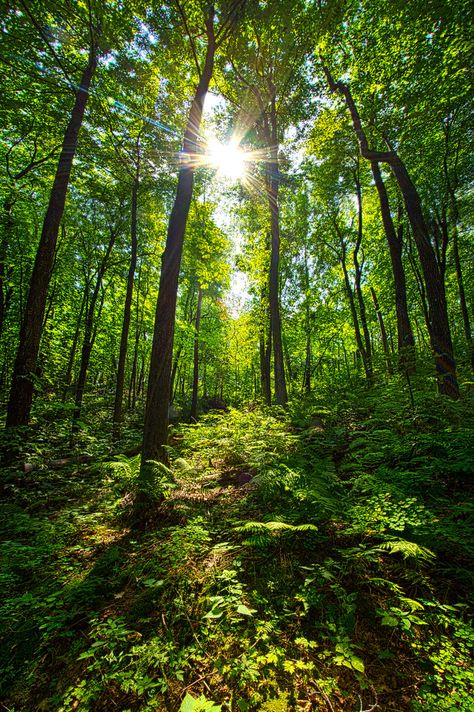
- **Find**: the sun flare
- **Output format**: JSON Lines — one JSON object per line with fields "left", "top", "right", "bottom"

{"left": 206, "top": 138, "right": 247, "bottom": 180}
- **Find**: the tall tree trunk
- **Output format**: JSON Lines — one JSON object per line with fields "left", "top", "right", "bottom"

{"left": 71, "top": 227, "right": 117, "bottom": 437}
{"left": 0, "top": 198, "right": 15, "bottom": 338}
{"left": 302, "top": 241, "right": 312, "bottom": 394}
{"left": 259, "top": 324, "right": 271, "bottom": 405}
{"left": 371, "top": 162, "right": 415, "bottom": 370}
{"left": 170, "top": 345, "right": 183, "bottom": 406}
{"left": 6, "top": 55, "right": 97, "bottom": 427}
{"left": 370, "top": 286, "right": 393, "bottom": 375}
{"left": 322, "top": 62, "right": 459, "bottom": 398}
{"left": 303, "top": 331, "right": 311, "bottom": 394}
{"left": 141, "top": 19, "right": 215, "bottom": 470}
{"left": 448, "top": 195, "right": 473, "bottom": 370}
{"left": 264, "top": 99, "right": 288, "bottom": 406}
{"left": 62, "top": 284, "right": 88, "bottom": 401}
{"left": 112, "top": 176, "right": 139, "bottom": 440}
{"left": 353, "top": 166, "right": 373, "bottom": 379}
{"left": 190, "top": 285, "right": 202, "bottom": 420}
{"left": 341, "top": 243, "right": 371, "bottom": 382}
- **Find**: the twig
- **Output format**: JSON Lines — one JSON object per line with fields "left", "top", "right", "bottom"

{"left": 358, "top": 685, "right": 378, "bottom": 712}
{"left": 182, "top": 673, "right": 211, "bottom": 693}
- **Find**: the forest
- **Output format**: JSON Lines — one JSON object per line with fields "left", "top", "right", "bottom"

{"left": 0, "top": 0, "right": 473, "bottom": 710}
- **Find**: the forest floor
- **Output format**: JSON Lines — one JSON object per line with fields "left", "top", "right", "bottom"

{"left": 1, "top": 384, "right": 473, "bottom": 711}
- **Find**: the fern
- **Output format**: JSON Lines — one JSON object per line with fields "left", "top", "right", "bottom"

{"left": 234, "top": 520, "right": 318, "bottom": 546}
{"left": 376, "top": 538, "right": 435, "bottom": 563}
{"left": 235, "top": 520, "right": 318, "bottom": 533}
{"left": 101, "top": 455, "right": 176, "bottom": 500}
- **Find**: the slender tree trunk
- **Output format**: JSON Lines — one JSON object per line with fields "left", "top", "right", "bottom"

{"left": 322, "top": 63, "right": 458, "bottom": 397}
{"left": 341, "top": 245, "right": 371, "bottom": 382}
{"left": 302, "top": 243, "right": 312, "bottom": 394}
{"left": 370, "top": 286, "right": 393, "bottom": 375}
{"left": 353, "top": 168, "right": 370, "bottom": 361}
{"left": 128, "top": 328, "right": 139, "bottom": 411}
{"left": 264, "top": 101, "right": 288, "bottom": 406}
{"left": 71, "top": 227, "right": 117, "bottom": 437}
{"left": 353, "top": 168, "right": 373, "bottom": 379}
{"left": 283, "top": 335, "right": 292, "bottom": 389}
{"left": 407, "top": 233, "right": 431, "bottom": 335}
{"left": 303, "top": 331, "right": 311, "bottom": 394}
{"left": 141, "top": 21, "right": 215, "bottom": 470}
{"left": 0, "top": 199, "right": 15, "bottom": 338}
{"left": 170, "top": 345, "right": 182, "bottom": 406}
{"left": 62, "top": 285, "right": 88, "bottom": 401}
{"left": 390, "top": 157, "right": 457, "bottom": 395}
{"left": 448, "top": 197, "right": 473, "bottom": 370}
{"left": 112, "top": 176, "right": 139, "bottom": 440}
{"left": 137, "top": 353, "right": 145, "bottom": 399}
{"left": 6, "top": 54, "right": 97, "bottom": 427}
{"left": 190, "top": 285, "right": 202, "bottom": 420}
{"left": 370, "top": 162, "right": 415, "bottom": 370}
{"left": 203, "top": 354, "right": 208, "bottom": 399}
{"left": 259, "top": 325, "right": 271, "bottom": 405}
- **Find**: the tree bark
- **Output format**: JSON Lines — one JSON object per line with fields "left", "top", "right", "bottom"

{"left": 370, "top": 286, "right": 393, "bottom": 375}
{"left": 322, "top": 62, "right": 459, "bottom": 398}
{"left": 259, "top": 327, "right": 272, "bottom": 405}
{"left": 353, "top": 167, "right": 373, "bottom": 379}
{"left": 62, "top": 283, "right": 88, "bottom": 401}
{"left": 6, "top": 54, "right": 97, "bottom": 427}
{"left": 112, "top": 176, "right": 139, "bottom": 440}
{"left": 141, "top": 17, "right": 215, "bottom": 470}
{"left": 71, "top": 226, "right": 117, "bottom": 437}
{"left": 0, "top": 198, "right": 15, "bottom": 338}
{"left": 264, "top": 99, "right": 288, "bottom": 406}
{"left": 302, "top": 242, "right": 312, "bottom": 394}
{"left": 371, "top": 163, "right": 415, "bottom": 370}
{"left": 447, "top": 194, "right": 473, "bottom": 370}
{"left": 341, "top": 241, "right": 371, "bottom": 382}
{"left": 190, "top": 285, "right": 202, "bottom": 420}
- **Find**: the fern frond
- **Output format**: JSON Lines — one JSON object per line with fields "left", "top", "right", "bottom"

{"left": 173, "top": 457, "right": 194, "bottom": 473}
{"left": 377, "top": 538, "right": 435, "bottom": 562}
{"left": 234, "top": 521, "right": 318, "bottom": 535}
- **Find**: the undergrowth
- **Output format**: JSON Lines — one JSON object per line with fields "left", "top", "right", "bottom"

{"left": 0, "top": 386, "right": 473, "bottom": 710}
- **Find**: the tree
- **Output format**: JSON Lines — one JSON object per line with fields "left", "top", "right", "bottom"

{"left": 5, "top": 0, "right": 141, "bottom": 428}
{"left": 141, "top": 1, "right": 246, "bottom": 479}
{"left": 321, "top": 63, "right": 459, "bottom": 398}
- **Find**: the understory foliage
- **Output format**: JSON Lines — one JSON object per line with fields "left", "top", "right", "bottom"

{"left": 1, "top": 386, "right": 472, "bottom": 710}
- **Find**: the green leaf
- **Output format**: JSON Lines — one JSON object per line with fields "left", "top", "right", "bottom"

{"left": 236, "top": 603, "right": 255, "bottom": 616}
{"left": 203, "top": 606, "right": 224, "bottom": 619}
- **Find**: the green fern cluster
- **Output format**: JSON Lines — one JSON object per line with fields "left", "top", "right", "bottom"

{"left": 101, "top": 455, "right": 177, "bottom": 500}
{"left": 234, "top": 520, "right": 318, "bottom": 547}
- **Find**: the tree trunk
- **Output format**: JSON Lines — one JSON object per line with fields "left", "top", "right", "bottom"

{"left": 141, "top": 21, "right": 215, "bottom": 471}
{"left": 341, "top": 244, "right": 371, "bottom": 382}
{"left": 62, "top": 284, "right": 88, "bottom": 401}
{"left": 353, "top": 167, "right": 373, "bottom": 379}
{"left": 71, "top": 227, "right": 117, "bottom": 437}
{"left": 448, "top": 197, "right": 473, "bottom": 370}
{"left": 112, "top": 176, "right": 139, "bottom": 440}
{"left": 259, "top": 324, "right": 271, "bottom": 405}
{"left": 190, "top": 285, "right": 202, "bottom": 420}
{"left": 303, "top": 331, "right": 311, "bottom": 394}
{"left": 6, "top": 55, "right": 97, "bottom": 427}
{"left": 170, "top": 344, "right": 182, "bottom": 406}
{"left": 371, "top": 163, "right": 415, "bottom": 369}
{"left": 264, "top": 101, "right": 287, "bottom": 406}
{"left": 322, "top": 62, "right": 459, "bottom": 398}
{"left": 370, "top": 286, "right": 393, "bottom": 375}
{"left": 0, "top": 198, "right": 15, "bottom": 338}
{"left": 302, "top": 242, "right": 312, "bottom": 394}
